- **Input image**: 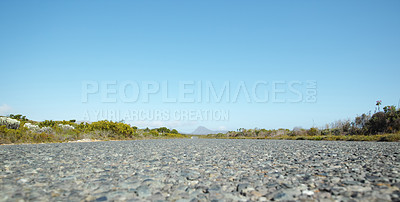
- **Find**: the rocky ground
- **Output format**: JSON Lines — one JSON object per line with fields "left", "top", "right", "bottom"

{"left": 1, "top": 139, "right": 399, "bottom": 201}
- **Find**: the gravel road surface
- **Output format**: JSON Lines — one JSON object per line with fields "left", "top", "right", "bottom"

{"left": 1, "top": 139, "right": 400, "bottom": 201}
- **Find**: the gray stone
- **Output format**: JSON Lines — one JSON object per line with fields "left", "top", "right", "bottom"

{"left": 0, "top": 139, "right": 399, "bottom": 201}
{"left": 136, "top": 185, "right": 151, "bottom": 197}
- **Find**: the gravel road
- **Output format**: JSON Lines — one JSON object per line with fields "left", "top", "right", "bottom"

{"left": 1, "top": 139, "right": 400, "bottom": 201}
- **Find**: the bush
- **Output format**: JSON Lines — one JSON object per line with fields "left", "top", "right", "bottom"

{"left": 157, "top": 127, "right": 170, "bottom": 134}
{"left": 80, "top": 120, "right": 137, "bottom": 139}
{"left": 331, "top": 129, "right": 340, "bottom": 135}
{"left": 307, "top": 128, "right": 319, "bottom": 136}
{"left": 9, "top": 114, "right": 28, "bottom": 121}
{"left": 321, "top": 129, "right": 331, "bottom": 136}
{"left": 39, "top": 120, "right": 57, "bottom": 128}
{"left": 367, "top": 112, "right": 387, "bottom": 134}
{"left": 384, "top": 106, "right": 400, "bottom": 133}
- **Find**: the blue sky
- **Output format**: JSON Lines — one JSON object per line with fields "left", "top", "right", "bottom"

{"left": 0, "top": 0, "right": 399, "bottom": 133}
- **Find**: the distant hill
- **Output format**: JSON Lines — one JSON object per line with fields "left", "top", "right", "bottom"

{"left": 191, "top": 126, "right": 228, "bottom": 135}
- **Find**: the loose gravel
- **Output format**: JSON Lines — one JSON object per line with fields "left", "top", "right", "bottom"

{"left": 1, "top": 139, "right": 399, "bottom": 201}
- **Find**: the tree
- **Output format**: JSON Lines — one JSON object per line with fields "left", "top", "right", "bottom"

{"left": 354, "top": 113, "right": 370, "bottom": 129}
{"left": 376, "top": 100, "right": 382, "bottom": 112}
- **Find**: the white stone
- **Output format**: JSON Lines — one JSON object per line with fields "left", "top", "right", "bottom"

{"left": 302, "top": 190, "right": 314, "bottom": 196}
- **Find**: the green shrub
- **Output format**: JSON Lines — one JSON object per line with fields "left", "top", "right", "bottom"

{"left": 321, "top": 129, "right": 331, "bottom": 136}
{"left": 80, "top": 120, "right": 137, "bottom": 139}
{"left": 307, "top": 128, "right": 319, "bottom": 136}
{"left": 367, "top": 112, "right": 387, "bottom": 134}
{"left": 39, "top": 120, "right": 57, "bottom": 128}
{"left": 331, "top": 128, "right": 340, "bottom": 136}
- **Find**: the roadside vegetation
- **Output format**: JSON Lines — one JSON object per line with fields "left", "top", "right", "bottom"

{"left": 0, "top": 117, "right": 187, "bottom": 144}
{"left": 2, "top": 101, "right": 399, "bottom": 144}
{"left": 205, "top": 101, "right": 400, "bottom": 142}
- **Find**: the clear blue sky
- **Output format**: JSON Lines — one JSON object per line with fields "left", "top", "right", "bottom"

{"left": 1, "top": 0, "right": 399, "bottom": 133}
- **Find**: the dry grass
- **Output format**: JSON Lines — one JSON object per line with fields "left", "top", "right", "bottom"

{"left": 200, "top": 133, "right": 400, "bottom": 142}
